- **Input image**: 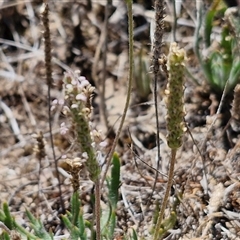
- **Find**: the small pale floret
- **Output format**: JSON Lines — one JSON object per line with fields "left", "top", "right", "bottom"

{"left": 74, "top": 70, "right": 81, "bottom": 75}
{"left": 58, "top": 99, "right": 64, "bottom": 105}
{"left": 62, "top": 106, "right": 70, "bottom": 115}
{"left": 60, "top": 122, "right": 69, "bottom": 135}
{"left": 80, "top": 79, "right": 90, "bottom": 88}
{"left": 78, "top": 76, "right": 86, "bottom": 81}
{"left": 71, "top": 104, "right": 78, "bottom": 109}
{"left": 82, "top": 107, "right": 91, "bottom": 115}
{"left": 66, "top": 84, "right": 73, "bottom": 91}
{"left": 71, "top": 79, "right": 78, "bottom": 86}
{"left": 92, "top": 129, "right": 101, "bottom": 138}
{"left": 52, "top": 99, "right": 58, "bottom": 105}
{"left": 82, "top": 152, "right": 88, "bottom": 159}
{"left": 76, "top": 93, "right": 87, "bottom": 102}
{"left": 99, "top": 140, "right": 108, "bottom": 148}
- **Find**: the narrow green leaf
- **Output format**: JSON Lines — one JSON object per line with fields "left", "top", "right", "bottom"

{"left": 0, "top": 210, "right": 6, "bottom": 222}
{"left": 25, "top": 209, "right": 52, "bottom": 239}
{"left": 2, "top": 232, "right": 10, "bottom": 240}
{"left": 12, "top": 217, "right": 38, "bottom": 239}
{"left": 61, "top": 215, "right": 80, "bottom": 240}
{"left": 132, "top": 228, "right": 138, "bottom": 240}
{"left": 3, "top": 203, "right": 13, "bottom": 230}
{"left": 77, "top": 208, "right": 87, "bottom": 240}
{"left": 71, "top": 192, "right": 80, "bottom": 226}
{"left": 205, "top": 10, "right": 215, "bottom": 47}
{"left": 229, "top": 61, "right": 240, "bottom": 88}
{"left": 25, "top": 209, "right": 37, "bottom": 226}
{"left": 108, "top": 153, "right": 120, "bottom": 208}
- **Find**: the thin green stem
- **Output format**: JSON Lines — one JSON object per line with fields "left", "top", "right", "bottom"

{"left": 172, "top": 0, "right": 177, "bottom": 42}
{"left": 101, "top": 0, "right": 134, "bottom": 187}
{"left": 153, "top": 149, "right": 177, "bottom": 240}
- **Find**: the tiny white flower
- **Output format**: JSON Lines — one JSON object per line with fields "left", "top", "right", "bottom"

{"left": 62, "top": 106, "right": 70, "bottom": 115}
{"left": 71, "top": 104, "right": 78, "bottom": 109}
{"left": 58, "top": 99, "right": 64, "bottom": 105}
{"left": 99, "top": 140, "right": 108, "bottom": 148}
{"left": 96, "top": 151, "right": 104, "bottom": 165}
{"left": 80, "top": 79, "right": 90, "bottom": 88}
{"left": 66, "top": 84, "right": 73, "bottom": 90}
{"left": 71, "top": 79, "right": 78, "bottom": 85}
{"left": 74, "top": 70, "right": 81, "bottom": 75}
{"left": 76, "top": 93, "right": 87, "bottom": 102}
{"left": 52, "top": 99, "right": 58, "bottom": 105}
{"left": 82, "top": 152, "right": 88, "bottom": 159}
{"left": 78, "top": 76, "right": 86, "bottom": 81}
{"left": 60, "top": 122, "right": 68, "bottom": 135}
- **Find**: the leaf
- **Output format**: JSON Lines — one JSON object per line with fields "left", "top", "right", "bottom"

{"left": 108, "top": 153, "right": 120, "bottom": 208}
{"left": 205, "top": 10, "right": 215, "bottom": 48}
{"left": 3, "top": 203, "right": 13, "bottom": 230}
{"left": 61, "top": 215, "right": 80, "bottom": 240}
{"left": 131, "top": 228, "right": 138, "bottom": 240}
{"left": 77, "top": 208, "right": 87, "bottom": 240}
{"left": 71, "top": 192, "right": 80, "bottom": 226}
{"left": 228, "top": 61, "right": 240, "bottom": 88}
{"left": 25, "top": 209, "right": 52, "bottom": 240}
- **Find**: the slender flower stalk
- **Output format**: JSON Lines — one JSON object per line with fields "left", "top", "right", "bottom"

{"left": 149, "top": 0, "right": 165, "bottom": 210}
{"left": 41, "top": 1, "right": 65, "bottom": 214}
{"left": 154, "top": 42, "right": 186, "bottom": 240}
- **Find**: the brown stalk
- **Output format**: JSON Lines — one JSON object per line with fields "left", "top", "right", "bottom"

{"left": 150, "top": 0, "right": 165, "bottom": 205}
{"left": 41, "top": 1, "right": 65, "bottom": 214}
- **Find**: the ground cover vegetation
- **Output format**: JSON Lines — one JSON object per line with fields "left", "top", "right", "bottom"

{"left": 0, "top": 0, "right": 240, "bottom": 239}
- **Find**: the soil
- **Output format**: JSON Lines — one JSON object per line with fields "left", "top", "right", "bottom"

{"left": 0, "top": 0, "right": 240, "bottom": 239}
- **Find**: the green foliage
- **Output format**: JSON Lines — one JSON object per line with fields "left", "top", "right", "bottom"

{"left": 195, "top": 5, "right": 240, "bottom": 93}
{"left": 108, "top": 153, "right": 121, "bottom": 209}
{"left": 61, "top": 192, "right": 88, "bottom": 240}
{"left": 131, "top": 228, "right": 138, "bottom": 240}
{"left": 1, "top": 203, "right": 13, "bottom": 230}
{"left": 157, "top": 211, "right": 177, "bottom": 239}
{"left": 0, "top": 202, "right": 52, "bottom": 240}
{"left": 0, "top": 232, "right": 10, "bottom": 240}
{"left": 25, "top": 209, "right": 53, "bottom": 240}
{"left": 101, "top": 153, "right": 121, "bottom": 239}
{"left": 153, "top": 195, "right": 180, "bottom": 240}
